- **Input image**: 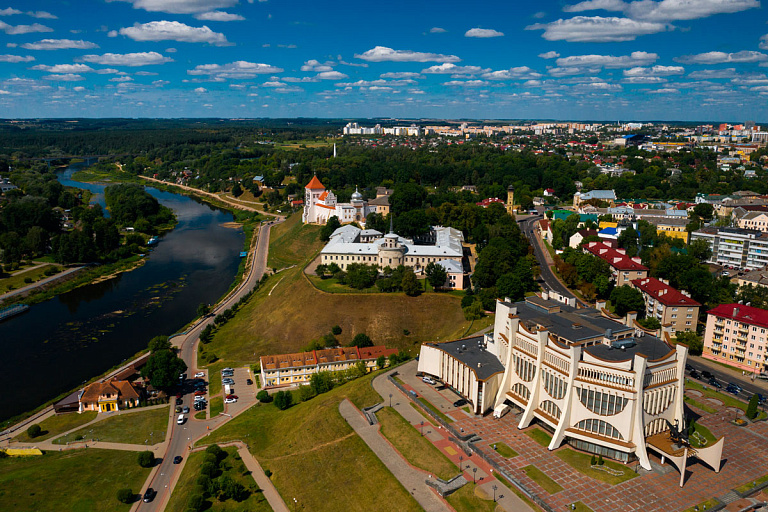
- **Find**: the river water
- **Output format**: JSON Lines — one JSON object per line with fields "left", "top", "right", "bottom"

{"left": 0, "top": 162, "right": 245, "bottom": 422}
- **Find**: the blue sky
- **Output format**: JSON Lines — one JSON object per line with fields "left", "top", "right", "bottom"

{"left": 0, "top": 0, "right": 767, "bottom": 121}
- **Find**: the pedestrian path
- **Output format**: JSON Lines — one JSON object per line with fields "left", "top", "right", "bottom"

{"left": 338, "top": 399, "right": 450, "bottom": 512}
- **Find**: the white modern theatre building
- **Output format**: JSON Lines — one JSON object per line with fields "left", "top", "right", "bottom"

{"left": 418, "top": 295, "right": 724, "bottom": 473}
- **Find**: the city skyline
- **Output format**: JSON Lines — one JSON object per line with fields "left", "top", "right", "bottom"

{"left": 0, "top": 0, "right": 767, "bottom": 120}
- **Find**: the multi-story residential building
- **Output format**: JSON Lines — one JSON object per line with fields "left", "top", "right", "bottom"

{"left": 629, "top": 277, "right": 700, "bottom": 333}
{"left": 419, "top": 296, "right": 723, "bottom": 472}
{"left": 703, "top": 303, "right": 768, "bottom": 374}
{"left": 690, "top": 227, "right": 768, "bottom": 270}
{"left": 734, "top": 210, "right": 768, "bottom": 232}
{"left": 260, "top": 346, "right": 398, "bottom": 387}
{"left": 736, "top": 269, "right": 768, "bottom": 289}
{"left": 583, "top": 241, "right": 649, "bottom": 286}
{"left": 572, "top": 189, "right": 617, "bottom": 208}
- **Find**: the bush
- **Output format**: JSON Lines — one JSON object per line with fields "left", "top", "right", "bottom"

{"left": 264, "top": 468, "right": 273, "bottom": 478}
{"left": 349, "top": 333, "right": 373, "bottom": 348}
{"left": 205, "top": 444, "right": 226, "bottom": 463}
{"left": 298, "top": 385, "right": 316, "bottom": 402}
{"left": 26, "top": 424, "right": 42, "bottom": 438}
{"left": 591, "top": 454, "right": 596, "bottom": 465}
{"left": 747, "top": 393, "right": 759, "bottom": 420}
{"left": 331, "top": 325, "right": 342, "bottom": 335}
{"left": 187, "top": 493, "right": 205, "bottom": 512}
{"left": 116, "top": 488, "right": 133, "bottom": 504}
{"left": 23, "top": 277, "right": 33, "bottom": 284}
{"left": 138, "top": 450, "right": 154, "bottom": 468}
{"left": 597, "top": 455, "right": 604, "bottom": 466}
{"left": 256, "top": 390, "right": 272, "bottom": 403}
{"left": 274, "top": 390, "right": 293, "bottom": 410}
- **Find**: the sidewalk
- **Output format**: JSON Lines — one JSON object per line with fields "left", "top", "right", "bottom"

{"left": 0, "top": 265, "right": 84, "bottom": 302}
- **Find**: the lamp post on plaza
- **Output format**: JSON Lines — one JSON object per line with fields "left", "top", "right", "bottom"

{"left": 421, "top": 421, "right": 424, "bottom": 436}
{"left": 473, "top": 467, "right": 477, "bottom": 484}
{"left": 389, "top": 393, "right": 393, "bottom": 407}
{"left": 493, "top": 484, "right": 497, "bottom": 502}
{"left": 459, "top": 455, "right": 463, "bottom": 470}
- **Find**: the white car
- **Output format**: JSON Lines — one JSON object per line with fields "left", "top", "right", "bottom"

{"left": 176, "top": 414, "right": 185, "bottom": 425}
{"left": 224, "top": 398, "right": 237, "bottom": 404}
{"left": 194, "top": 395, "right": 206, "bottom": 402}
{"left": 194, "top": 372, "right": 205, "bottom": 378}
{"left": 422, "top": 376, "right": 436, "bottom": 385}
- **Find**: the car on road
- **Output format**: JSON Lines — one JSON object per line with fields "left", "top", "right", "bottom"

{"left": 177, "top": 414, "right": 185, "bottom": 425}
{"left": 690, "top": 369, "right": 702, "bottom": 380}
{"left": 246, "top": 378, "right": 253, "bottom": 385}
{"left": 194, "top": 372, "right": 205, "bottom": 378}
{"left": 175, "top": 406, "right": 183, "bottom": 413}
{"left": 726, "top": 383, "right": 742, "bottom": 395}
{"left": 225, "top": 397, "right": 237, "bottom": 404}
{"left": 685, "top": 364, "right": 695, "bottom": 372}
{"left": 702, "top": 370, "right": 714, "bottom": 380}
{"left": 453, "top": 398, "right": 469, "bottom": 407}
{"left": 708, "top": 378, "right": 722, "bottom": 389}
{"left": 173, "top": 456, "right": 183, "bottom": 464}
{"left": 422, "top": 376, "right": 436, "bottom": 385}
{"left": 182, "top": 406, "right": 190, "bottom": 413}
{"left": 143, "top": 488, "right": 156, "bottom": 503}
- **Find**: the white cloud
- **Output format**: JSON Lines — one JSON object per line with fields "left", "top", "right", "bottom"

{"left": 465, "top": 28, "right": 504, "bottom": 38}
{"left": 301, "top": 59, "right": 333, "bottom": 72}
{"left": 421, "top": 63, "right": 489, "bottom": 74}
{"left": 556, "top": 51, "right": 658, "bottom": 68}
{"left": 107, "top": 0, "right": 238, "bottom": 14}
{"left": 107, "top": 30, "right": 118, "bottom": 37}
{"left": 152, "top": 79, "right": 169, "bottom": 86}
{"left": 119, "top": 21, "right": 229, "bottom": 46}
{"left": 81, "top": 52, "right": 173, "bottom": 66}
{"left": 622, "top": 76, "right": 668, "bottom": 83}
{"left": 0, "top": 54, "right": 34, "bottom": 62}
{"left": 539, "top": 51, "right": 560, "bottom": 59}
{"left": 134, "top": 71, "right": 157, "bottom": 76}
{"left": 109, "top": 76, "right": 133, "bottom": 82}
{"left": 481, "top": 67, "right": 543, "bottom": 80}
{"left": 527, "top": 16, "right": 668, "bottom": 42}
{"left": 563, "top": 0, "right": 758, "bottom": 22}
{"left": 42, "top": 73, "right": 84, "bottom": 81}
{"left": 380, "top": 72, "right": 421, "bottom": 79}
{"left": 444, "top": 80, "right": 488, "bottom": 86}
{"left": 262, "top": 81, "right": 284, "bottom": 87}
{"left": 316, "top": 71, "right": 347, "bottom": 79}
{"left": 429, "top": 27, "right": 446, "bottom": 33}
{"left": 564, "top": 0, "right": 626, "bottom": 12}
{"left": 623, "top": 65, "right": 684, "bottom": 76}
{"left": 27, "top": 11, "right": 57, "bottom": 19}
{"left": 675, "top": 51, "right": 768, "bottom": 64}
{"left": 760, "top": 34, "right": 768, "bottom": 51}
{"left": 575, "top": 81, "right": 622, "bottom": 90}
{"left": 194, "top": 86, "right": 207, "bottom": 93}
{"left": 0, "top": 8, "right": 21, "bottom": 15}
{"left": 73, "top": 86, "right": 85, "bottom": 91}
{"left": 31, "top": 63, "right": 94, "bottom": 73}
{"left": 355, "top": 46, "right": 460, "bottom": 63}
{"left": 647, "top": 87, "right": 680, "bottom": 93}
{"left": 195, "top": 11, "right": 245, "bottom": 21}
{"left": 165, "top": 47, "right": 177, "bottom": 53}
{"left": 96, "top": 68, "right": 121, "bottom": 74}
{"left": 687, "top": 68, "right": 736, "bottom": 79}
{"left": 0, "top": 20, "right": 53, "bottom": 35}
{"left": 21, "top": 39, "right": 99, "bottom": 50}
{"left": 188, "top": 61, "right": 284, "bottom": 79}
{"left": 367, "top": 86, "right": 392, "bottom": 91}
{"left": 335, "top": 79, "right": 417, "bottom": 87}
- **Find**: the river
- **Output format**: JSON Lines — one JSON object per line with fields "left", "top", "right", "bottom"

{"left": 0, "top": 161, "right": 245, "bottom": 422}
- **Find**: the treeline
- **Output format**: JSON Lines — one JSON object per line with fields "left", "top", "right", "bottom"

{"left": 104, "top": 184, "right": 175, "bottom": 232}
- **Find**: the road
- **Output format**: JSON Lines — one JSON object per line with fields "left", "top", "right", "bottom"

{"left": 517, "top": 215, "right": 582, "bottom": 305}
{"left": 135, "top": 217, "right": 281, "bottom": 512}
{"left": 687, "top": 355, "right": 768, "bottom": 404}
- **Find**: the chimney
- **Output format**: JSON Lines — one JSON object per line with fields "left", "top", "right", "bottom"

{"left": 734, "top": 307, "right": 740, "bottom": 317}
{"left": 596, "top": 300, "right": 607, "bottom": 311}
{"left": 626, "top": 311, "right": 637, "bottom": 327}
{"left": 541, "top": 291, "right": 549, "bottom": 300}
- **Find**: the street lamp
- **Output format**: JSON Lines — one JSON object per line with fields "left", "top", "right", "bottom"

{"left": 459, "top": 455, "right": 463, "bottom": 470}
{"left": 420, "top": 421, "right": 424, "bottom": 436}
{"left": 389, "top": 393, "right": 393, "bottom": 407}
{"left": 493, "top": 484, "right": 498, "bottom": 502}
{"left": 473, "top": 467, "right": 477, "bottom": 484}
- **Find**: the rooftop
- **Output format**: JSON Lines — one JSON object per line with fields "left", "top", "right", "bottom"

{"left": 583, "top": 241, "right": 648, "bottom": 271}
{"left": 305, "top": 175, "right": 325, "bottom": 190}
{"left": 426, "top": 336, "right": 505, "bottom": 381}
{"left": 630, "top": 277, "right": 701, "bottom": 307}
{"left": 708, "top": 303, "right": 768, "bottom": 329}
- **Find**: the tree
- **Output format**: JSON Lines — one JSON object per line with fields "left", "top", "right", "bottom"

{"left": 273, "top": 390, "right": 293, "bottom": 410}
{"left": 746, "top": 393, "right": 759, "bottom": 420}
{"left": 231, "top": 182, "right": 243, "bottom": 198}
{"left": 116, "top": 488, "right": 134, "bottom": 504}
{"left": 463, "top": 300, "right": 485, "bottom": 320}
{"left": 693, "top": 203, "right": 714, "bottom": 221}
{"left": 256, "top": 390, "right": 272, "bottom": 403}
{"left": 675, "top": 331, "right": 703, "bottom": 356}
{"left": 187, "top": 493, "right": 205, "bottom": 512}
{"left": 315, "top": 264, "right": 327, "bottom": 278}
{"left": 200, "top": 324, "right": 214, "bottom": 344}
{"left": 350, "top": 333, "right": 373, "bottom": 348}
{"left": 425, "top": 262, "right": 448, "bottom": 290}
{"left": 689, "top": 239, "right": 712, "bottom": 262}
{"left": 609, "top": 286, "right": 646, "bottom": 318}
{"left": 216, "top": 475, "right": 248, "bottom": 501}
{"left": 141, "top": 349, "right": 187, "bottom": 388}
{"left": 138, "top": 450, "right": 154, "bottom": 468}
{"left": 26, "top": 424, "right": 42, "bottom": 438}
{"left": 197, "top": 303, "right": 211, "bottom": 318}
{"left": 320, "top": 216, "right": 341, "bottom": 242}
{"left": 310, "top": 371, "right": 335, "bottom": 395}
{"left": 331, "top": 325, "right": 342, "bottom": 335}
{"left": 205, "top": 444, "right": 226, "bottom": 463}
{"left": 376, "top": 355, "right": 386, "bottom": 369}
{"left": 638, "top": 317, "right": 661, "bottom": 330}
{"left": 148, "top": 335, "right": 171, "bottom": 352}
{"left": 390, "top": 182, "right": 426, "bottom": 214}
{"left": 401, "top": 270, "right": 422, "bottom": 296}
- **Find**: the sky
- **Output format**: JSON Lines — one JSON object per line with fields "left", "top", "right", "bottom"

{"left": 0, "top": 0, "right": 767, "bottom": 121}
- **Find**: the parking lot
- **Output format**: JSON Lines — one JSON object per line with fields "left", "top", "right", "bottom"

{"left": 221, "top": 366, "right": 257, "bottom": 416}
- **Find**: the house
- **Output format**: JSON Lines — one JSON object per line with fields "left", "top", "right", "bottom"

{"left": 737, "top": 269, "right": 768, "bottom": 289}
{"left": 436, "top": 259, "right": 465, "bottom": 290}
{"left": 79, "top": 380, "right": 142, "bottom": 413}
{"left": 735, "top": 210, "right": 768, "bottom": 232}
{"left": 260, "top": 345, "right": 398, "bottom": 387}
{"left": 583, "top": 241, "right": 648, "bottom": 286}
{"left": 703, "top": 303, "right": 768, "bottom": 373}
{"left": 543, "top": 188, "right": 556, "bottom": 197}
{"left": 629, "top": 277, "right": 700, "bottom": 334}
{"left": 539, "top": 219, "right": 552, "bottom": 241}
{"left": 476, "top": 197, "right": 505, "bottom": 208}
{"left": 573, "top": 189, "right": 617, "bottom": 208}
{"left": 367, "top": 194, "right": 391, "bottom": 216}
{"left": 569, "top": 229, "right": 598, "bottom": 249}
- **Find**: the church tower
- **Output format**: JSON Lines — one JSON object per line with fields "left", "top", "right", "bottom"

{"left": 506, "top": 185, "right": 515, "bottom": 214}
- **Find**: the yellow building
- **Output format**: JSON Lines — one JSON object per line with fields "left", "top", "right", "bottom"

{"left": 506, "top": 185, "right": 516, "bottom": 214}
{"left": 599, "top": 221, "right": 618, "bottom": 229}
{"left": 79, "top": 380, "right": 141, "bottom": 413}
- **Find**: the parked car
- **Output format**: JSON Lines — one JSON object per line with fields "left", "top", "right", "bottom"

{"left": 726, "top": 383, "right": 742, "bottom": 396}
{"left": 453, "top": 398, "right": 469, "bottom": 407}
{"left": 422, "top": 376, "right": 436, "bottom": 385}
{"left": 194, "top": 390, "right": 206, "bottom": 396}
{"left": 194, "top": 395, "right": 206, "bottom": 402}
{"left": 173, "top": 456, "right": 182, "bottom": 464}
{"left": 708, "top": 378, "right": 722, "bottom": 389}
{"left": 179, "top": 373, "right": 187, "bottom": 381}
{"left": 226, "top": 394, "right": 238, "bottom": 400}
{"left": 756, "top": 393, "right": 766, "bottom": 404}
{"left": 690, "top": 370, "right": 702, "bottom": 380}
{"left": 175, "top": 398, "right": 183, "bottom": 406}
{"left": 182, "top": 406, "right": 190, "bottom": 414}
{"left": 175, "top": 406, "right": 182, "bottom": 413}
{"left": 175, "top": 392, "right": 183, "bottom": 399}
{"left": 702, "top": 370, "right": 714, "bottom": 380}
{"left": 143, "top": 488, "right": 156, "bottom": 503}
{"left": 685, "top": 364, "right": 695, "bottom": 372}
{"left": 194, "top": 372, "right": 205, "bottom": 378}
{"left": 246, "top": 379, "right": 253, "bottom": 385}
{"left": 224, "top": 397, "right": 237, "bottom": 404}
{"left": 222, "top": 367, "right": 234, "bottom": 373}
{"left": 177, "top": 414, "right": 185, "bottom": 425}
{"left": 194, "top": 402, "right": 206, "bottom": 410}
{"left": 222, "top": 378, "right": 234, "bottom": 385}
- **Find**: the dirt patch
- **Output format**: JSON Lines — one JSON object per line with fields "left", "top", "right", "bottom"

{"left": 220, "top": 222, "right": 243, "bottom": 229}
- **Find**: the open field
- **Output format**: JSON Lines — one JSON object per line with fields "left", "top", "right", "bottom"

{"left": 201, "top": 373, "right": 420, "bottom": 512}
{"left": 13, "top": 411, "right": 97, "bottom": 443}
{"left": 266, "top": 213, "right": 322, "bottom": 269}
{"left": 53, "top": 406, "right": 169, "bottom": 445}
{"left": 165, "top": 446, "right": 271, "bottom": 512}
{"left": 0, "top": 449, "right": 151, "bottom": 512}
{"left": 377, "top": 406, "right": 458, "bottom": 480}
{"left": 71, "top": 166, "right": 143, "bottom": 184}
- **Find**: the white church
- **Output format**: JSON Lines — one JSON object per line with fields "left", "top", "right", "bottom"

{"left": 302, "top": 175, "right": 374, "bottom": 225}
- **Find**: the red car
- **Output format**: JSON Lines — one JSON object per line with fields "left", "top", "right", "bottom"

{"left": 175, "top": 392, "right": 183, "bottom": 399}
{"left": 226, "top": 394, "right": 238, "bottom": 400}
{"left": 194, "top": 390, "right": 205, "bottom": 396}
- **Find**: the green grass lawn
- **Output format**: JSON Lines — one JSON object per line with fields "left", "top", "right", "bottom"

{"left": 682, "top": 498, "right": 721, "bottom": 512}
{"left": 0, "top": 264, "right": 60, "bottom": 293}
{"left": 53, "top": 406, "right": 169, "bottom": 445}
{"left": 165, "top": 446, "right": 271, "bottom": 512}
{"left": 308, "top": 274, "right": 382, "bottom": 294}
{"left": 210, "top": 396, "right": 224, "bottom": 418}
{"left": 525, "top": 428, "right": 552, "bottom": 447}
{"left": 684, "top": 395, "right": 717, "bottom": 414}
{"left": 200, "top": 374, "right": 420, "bottom": 512}
{"left": 71, "top": 165, "right": 143, "bottom": 184}
{"left": 417, "top": 398, "right": 455, "bottom": 424}
{"left": 194, "top": 411, "right": 206, "bottom": 420}
{"left": 13, "top": 411, "right": 97, "bottom": 443}
{"left": 685, "top": 380, "right": 767, "bottom": 419}
{"left": 0, "top": 448, "right": 151, "bottom": 512}
{"left": 521, "top": 465, "right": 563, "bottom": 494}
{"left": 445, "top": 483, "right": 498, "bottom": 512}
{"left": 735, "top": 473, "right": 768, "bottom": 494}
{"left": 688, "top": 421, "right": 718, "bottom": 448}
{"left": 266, "top": 214, "right": 322, "bottom": 269}
{"left": 377, "top": 407, "right": 458, "bottom": 480}
{"left": 554, "top": 449, "right": 637, "bottom": 485}
{"left": 490, "top": 442, "right": 518, "bottom": 458}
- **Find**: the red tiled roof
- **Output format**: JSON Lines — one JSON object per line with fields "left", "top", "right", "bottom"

{"left": 305, "top": 175, "right": 325, "bottom": 189}
{"left": 539, "top": 219, "right": 550, "bottom": 230}
{"left": 260, "top": 345, "right": 395, "bottom": 370}
{"left": 584, "top": 241, "right": 649, "bottom": 271}
{"left": 318, "top": 190, "right": 329, "bottom": 201}
{"left": 630, "top": 277, "right": 701, "bottom": 307}
{"left": 707, "top": 303, "right": 768, "bottom": 329}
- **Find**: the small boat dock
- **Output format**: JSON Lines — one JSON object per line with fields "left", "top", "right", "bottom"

{"left": 0, "top": 304, "right": 30, "bottom": 322}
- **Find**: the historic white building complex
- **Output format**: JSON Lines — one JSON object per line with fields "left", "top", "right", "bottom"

{"left": 302, "top": 176, "right": 375, "bottom": 225}
{"left": 418, "top": 295, "right": 723, "bottom": 473}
